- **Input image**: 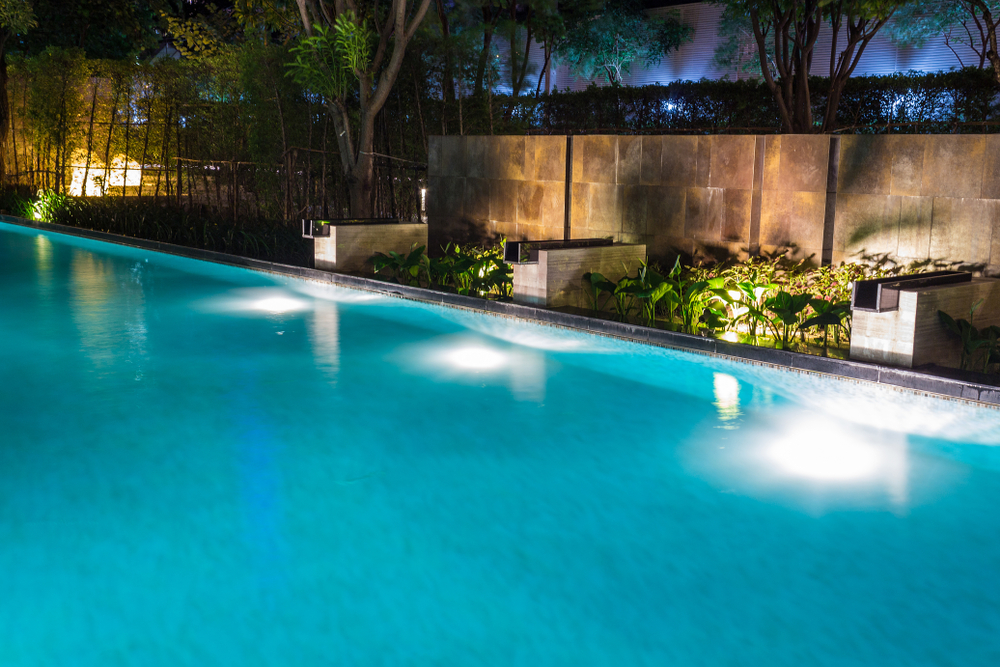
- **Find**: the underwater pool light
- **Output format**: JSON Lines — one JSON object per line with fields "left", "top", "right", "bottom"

{"left": 252, "top": 296, "right": 309, "bottom": 314}
{"left": 768, "top": 435, "right": 881, "bottom": 482}
{"left": 446, "top": 346, "right": 506, "bottom": 370}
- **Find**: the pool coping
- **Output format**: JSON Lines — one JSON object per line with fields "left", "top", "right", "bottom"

{"left": 6, "top": 213, "right": 1000, "bottom": 409}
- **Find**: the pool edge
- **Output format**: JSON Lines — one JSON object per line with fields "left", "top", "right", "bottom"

{"left": 6, "top": 213, "right": 998, "bottom": 409}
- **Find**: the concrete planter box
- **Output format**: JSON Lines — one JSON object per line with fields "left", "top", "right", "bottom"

{"left": 510, "top": 242, "right": 646, "bottom": 309}
{"left": 307, "top": 220, "right": 428, "bottom": 273}
{"left": 851, "top": 278, "right": 1000, "bottom": 368}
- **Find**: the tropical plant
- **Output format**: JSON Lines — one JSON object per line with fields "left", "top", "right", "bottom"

{"left": 763, "top": 290, "right": 813, "bottom": 349}
{"left": 582, "top": 270, "right": 618, "bottom": 312}
{"left": 371, "top": 244, "right": 426, "bottom": 285}
{"left": 939, "top": 299, "right": 1000, "bottom": 372}
{"left": 801, "top": 297, "right": 852, "bottom": 351}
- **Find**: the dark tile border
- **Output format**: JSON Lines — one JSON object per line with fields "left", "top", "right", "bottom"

{"left": 6, "top": 213, "right": 1000, "bottom": 409}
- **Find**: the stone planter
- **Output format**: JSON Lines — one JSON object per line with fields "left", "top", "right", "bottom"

{"left": 305, "top": 219, "right": 428, "bottom": 273}
{"left": 850, "top": 274, "right": 1000, "bottom": 369}
{"left": 506, "top": 239, "right": 646, "bottom": 309}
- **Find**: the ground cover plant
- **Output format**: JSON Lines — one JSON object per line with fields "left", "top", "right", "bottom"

{"left": 370, "top": 241, "right": 948, "bottom": 358}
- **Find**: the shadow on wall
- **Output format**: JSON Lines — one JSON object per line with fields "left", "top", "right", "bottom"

{"left": 428, "top": 216, "right": 507, "bottom": 251}
{"left": 846, "top": 212, "right": 989, "bottom": 275}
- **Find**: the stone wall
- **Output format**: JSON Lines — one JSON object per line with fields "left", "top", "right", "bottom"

{"left": 428, "top": 134, "right": 1000, "bottom": 272}
{"left": 427, "top": 135, "right": 566, "bottom": 246}
{"left": 832, "top": 135, "right": 1000, "bottom": 270}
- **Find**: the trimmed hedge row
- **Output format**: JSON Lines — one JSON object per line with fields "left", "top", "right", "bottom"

{"left": 481, "top": 68, "right": 1000, "bottom": 135}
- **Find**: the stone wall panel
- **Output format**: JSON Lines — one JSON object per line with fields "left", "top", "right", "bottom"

{"left": 921, "top": 136, "right": 985, "bottom": 199}
{"left": 640, "top": 136, "right": 662, "bottom": 185}
{"left": 982, "top": 135, "right": 1000, "bottom": 200}
{"left": 888, "top": 135, "right": 925, "bottom": 196}
{"left": 661, "top": 137, "right": 699, "bottom": 187}
{"left": 929, "top": 197, "right": 993, "bottom": 267}
{"left": 685, "top": 187, "right": 724, "bottom": 242}
{"left": 838, "top": 136, "right": 891, "bottom": 195}
{"left": 709, "top": 136, "right": 755, "bottom": 190}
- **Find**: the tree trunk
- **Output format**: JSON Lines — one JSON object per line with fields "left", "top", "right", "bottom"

{"left": 474, "top": 7, "right": 497, "bottom": 96}
{"left": 348, "top": 151, "right": 374, "bottom": 218}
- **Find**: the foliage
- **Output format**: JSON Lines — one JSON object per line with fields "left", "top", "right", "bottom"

{"left": 15, "top": 0, "right": 163, "bottom": 59}
{"left": 74, "top": 197, "right": 306, "bottom": 264}
{"left": 371, "top": 242, "right": 513, "bottom": 297}
{"left": 715, "top": 0, "right": 905, "bottom": 132}
{"left": 557, "top": 0, "right": 692, "bottom": 85}
{"left": 0, "top": 0, "right": 35, "bottom": 36}
{"left": 246, "top": 0, "right": 432, "bottom": 217}
{"left": 939, "top": 300, "right": 1000, "bottom": 372}
{"left": 885, "top": 0, "right": 1000, "bottom": 75}
{"left": 10, "top": 189, "right": 310, "bottom": 265}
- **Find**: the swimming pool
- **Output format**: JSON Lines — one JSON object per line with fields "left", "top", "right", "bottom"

{"left": 2, "top": 221, "right": 1000, "bottom": 666}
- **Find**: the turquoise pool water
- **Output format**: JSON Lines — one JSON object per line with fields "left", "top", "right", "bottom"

{"left": 2, "top": 222, "right": 1000, "bottom": 666}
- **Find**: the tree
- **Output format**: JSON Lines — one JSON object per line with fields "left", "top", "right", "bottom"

{"left": 17, "top": 0, "right": 163, "bottom": 59}
{"left": 884, "top": 0, "right": 999, "bottom": 76}
{"left": 726, "top": 0, "right": 904, "bottom": 133}
{"left": 252, "top": 0, "right": 432, "bottom": 217}
{"left": 0, "top": 0, "right": 35, "bottom": 184}
{"left": 969, "top": 0, "right": 1000, "bottom": 82}
{"left": 557, "top": 0, "right": 692, "bottom": 85}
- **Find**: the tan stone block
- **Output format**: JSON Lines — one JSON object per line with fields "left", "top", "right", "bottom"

{"left": 517, "top": 181, "right": 545, "bottom": 225}
{"left": 888, "top": 135, "right": 926, "bottom": 196}
{"left": 696, "top": 136, "right": 711, "bottom": 187}
{"left": 466, "top": 136, "right": 490, "bottom": 179}
{"left": 622, "top": 184, "right": 647, "bottom": 236}
{"left": 921, "top": 135, "right": 985, "bottom": 198}
{"left": 989, "top": 201, "right": 1000, "bottom": 268}
{"left": 661, "top": 136, "right": 699, "bottom": 187}
{"left": 427, "top": 176, "right": 464, "bottom": 218}
{"left": 774, "top": 135, "right": 830, "bottom": 193}
{"left": 574, "top": 135, "right": 617, "bottom": 184}
{"left": 490, "top": 135, "right": 525, "bottom": 181}
{"left": 762, "top": 135, "right": 782, "bottom": 191}
{"left": 896, "top": 196, "right": 934, "bottom": 261}
{"left": 640, "top": 136, "right": 662, "bottom": 185}
{"left": 490, "top": 179, "right": 518, "bottom": 223}
{"left": 929, "top": 197, "right": 993, "bottom": 267}
{"left": 618, "top": 136, "right": 642, "bottom": 185}
{"left": 586, "top": 183, "right": 622, "bottom": 235}
{"left": 646, "top": 186, "right": 686, "bottom": 238}
{"left": 832, "top": 193, "right": 900, "bottom": 257}
{"left": 983, "top": 135, "right": 1000, "bottom": 200}
{"left": 759, "top": 189, "right": 827, "bottom": 254}
{"left": 570, "top": 182, "right": 590, "bottom": 233}
{"left": 539, "top": 181, "right": 565, "bottom": 233}
{"left": 838, "top": 136, "right": 891, "bottom": 195}
{"left": 722, "top": 188, "right": 752, "bottom": 242}
{"left": 463, "top": 177, "right": 489, "bottom": 220}
{"left": 493, "top": 221, "right": 519, "bottom": 240}
{"left": 685, "top": 187, "right": 724, "bottom": 242}
{"left": 532, "top": 135, "right": 566, "bottom": 182}
{"left": 709, "top": 135, "right": 755, "bottom": 190}
{"left": 429, "top": 136, "right": 466, "bottom": 178}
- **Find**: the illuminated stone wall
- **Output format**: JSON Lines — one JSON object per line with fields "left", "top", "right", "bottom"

{"left": 429, "top": 134, "right": 1000, "bottom": 272}
{"left": 427, "top": 135, "right": 567, "bottom": 246}
{"left": 832, "top": 135, "right": 1000, "bottom": 271}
